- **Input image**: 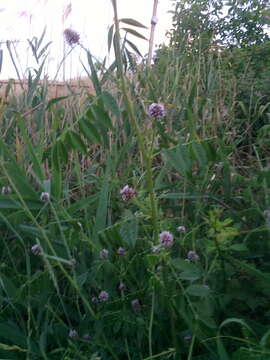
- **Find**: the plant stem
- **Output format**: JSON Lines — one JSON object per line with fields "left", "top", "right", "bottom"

{"left": 148, "top": 290, "right": 155, "bottom": 357}
{"left": 111, "top": 0, "right": 159, "bottom": 241}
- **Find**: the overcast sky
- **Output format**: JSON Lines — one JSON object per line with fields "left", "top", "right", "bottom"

{"left": 0, "top": 0, "right": 173, "bottom": 80}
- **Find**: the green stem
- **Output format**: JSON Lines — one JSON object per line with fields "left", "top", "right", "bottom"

{"left": 111, "top": 0, "right": 159, "bottom": 241}
{"left": 148, "top": 290, "right": 155, "bottom": 357}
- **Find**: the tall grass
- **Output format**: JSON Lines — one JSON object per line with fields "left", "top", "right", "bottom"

{"left": 0, "top": 1, "right": 269, "bottom": 359}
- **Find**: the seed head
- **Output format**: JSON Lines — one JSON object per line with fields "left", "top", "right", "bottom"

{"left": 1, "top": 186, "right": 11, "bottom": 195}
{"left": 40, "top": 192, "right": 50, "bottom": 201}
{"left": 31, "top": 244, "right": 42, "bottom": 255}
{"left": 99, "top": 248, "right": 109, "bottom": 260}
{"left": 63, "top": 28, "right": 80, "bottom": 46}
{"left": 159, "top": 231, "right": 174, "bottom": 248}
{"left": 120, "top": 185, "right": 136, "bottom": 201}
{"left": 148, "top": 103, "right": 165, "bottom": 118}
{"left": 98, "top": 290, "right": 109, "bottom": 303}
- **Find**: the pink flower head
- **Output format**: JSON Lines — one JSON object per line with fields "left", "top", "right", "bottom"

{"left": 64, "top": 28, "right": 80, "bottom": 46}
{"left": 120, "top": 185, "right": 136, "bottom": 201}
{"left": 117, "top": 247, "right": 126, "bottom": 256}
{"left": 159, "top": 231, "right": 174, "bottom": 248}
{"left": 98, "top": 290, "right": 109, "bottom": 303}
{"left": 177, "top": 225, "right": 186, "bottom": 233}
{"left": 131, "top": 299, "right": 141, "bottom": 313}
{"left": 148, "top": 103, "right": 165, "bottom": 118}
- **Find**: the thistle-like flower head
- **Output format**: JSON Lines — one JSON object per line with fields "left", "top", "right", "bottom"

{"left": 98, "top": 290, "right": 109, "bottom": 303}
{"left": 148, "top": 103, "right": 165, "bottom": 118}
{"left": 159, "top": 231, "right": 174, "bottom": 248}
{"left": 64, "top": 28, "right": 80, "bottom": 46}
{"left": 120, "top": 185, "right": 136, "bottom": 201}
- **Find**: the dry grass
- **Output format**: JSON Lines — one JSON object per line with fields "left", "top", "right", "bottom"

{"left": 0, "top": 78, "right": 95, "bottom": 99}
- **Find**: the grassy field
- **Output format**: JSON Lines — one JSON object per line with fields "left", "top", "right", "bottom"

{"left": 0, "top": 2, "right": 270, "bottom": 359}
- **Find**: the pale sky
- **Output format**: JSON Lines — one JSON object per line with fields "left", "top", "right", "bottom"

{"left": 0, "top": 0, "right": 173, "bottom": 80}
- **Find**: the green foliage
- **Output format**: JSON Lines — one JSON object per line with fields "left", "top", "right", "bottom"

{"left": 0, "top": 1, "right": 269, "bottom": 359}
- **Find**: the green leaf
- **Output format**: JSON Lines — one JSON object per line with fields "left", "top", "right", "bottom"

{"left": 107, "top": 24, "right": 114, "bottom": 53}
{"left": 65, "top": 130, "right": 87, "bottom": 154}
{"left": 94, "top": 158, "right": 111, "bottom": 238}
{"left": 101, "top": 91, "right": 121, "bottom": 118}
{"left": 186, "top": 284, "right": 210, "bottom": 297}
{"left": 120, "top": 18, "right": 147, "bottom": 28}
{"left": 79, "top": 117, "right": 102, "bottom": 144}
{"left": 121, "top": 27, "right": 148, "bottom": 40}
{"left": 46, "top": 95, "right": 71, "bottom": 110}
{"left": 120, "top": 217, "right": 138, "bottom": 248}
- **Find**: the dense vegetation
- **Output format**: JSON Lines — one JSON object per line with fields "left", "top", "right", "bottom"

{"left": 0, "top": 0, "right": 269, "bottom": 359}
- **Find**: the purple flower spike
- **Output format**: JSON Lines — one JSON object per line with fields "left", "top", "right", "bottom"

{"left": 120, "top": 185, "right": 136, "bottom": 201}
{"left": 159, "top": 231, "right": 174, "bottom": 248}
{"left": 148, "top": 103, "right": 165, "bottom": 118}
{"left": 98, "top": 290, "right": 109, "bottom": 303}
{"left": 64, "top": 28, "right": 80, "bottom": 46}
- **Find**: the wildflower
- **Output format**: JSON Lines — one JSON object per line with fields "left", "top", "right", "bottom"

{"left": 98, "top": 290, "right": 109, "bottom": 303}
{"left": 177, "top": 225, "right": 186, "bottom": 233}
{"left": 117, "top": 247, "right": 126, "bottom": 256}
{"left": 131, "top": 299, "right": 141, "bottom": 313}
{"left": 152, "top": 245, "right": 162, "bottom": 254}
{"left": 118, "top": 282, "right": 126, "bottom": 291}
{"left": 40, "top": 192, "right": 50, "bottom": 201}
{"left": 69, "top": 258, "right": 76, "bottom": 268}
{"left": 187, "top": 251, "right": 200, "bottom": 262}
{"left": 148, "top": 103, "right": 165, "bottom": 118}
{"left": 120, "top": 185, "right": 136, "bottom": 201}
{"left": 68, "top": 329, "right": 78, "bottom": 339}
{"left": 99, "top": 248, "right": 109, "bottom": 260}
{"left": 91, "top": 296, "right": 99, "bottom": 304}
{"left": 63, "top": 28, "right": 80, "bottom": 46}
{"left": 159, "top": 231, "right": 174, "bottom": 248}
{"left": 1, "top": 186, "right": 11, "bottom": 195}
{"left": 31, "top": 244, "right": 42, "bottom": 255}
{"left": 83, "top": 334, "right": 91, "bottom": 341}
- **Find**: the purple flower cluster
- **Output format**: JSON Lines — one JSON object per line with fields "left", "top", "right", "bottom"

{"left": 148, "top": 103, "right": 165, "bottom": 118}
{"left": 1, "top": 186, "right": 11, "bottom": 195}
{"left": 159, "top": 231, "right": 174, "bottom": 248}
{"left": 120, "top": 185, "right": 136, "bottom": 201}
{"left": 98, "top": 290, "right": 109, "bottom": 303}
{"left": 117, "top": 247, "right": 126, "bottom": 256}
{"left": 187, "top": 251, "right": 199, "bottom": 262}
{"left": 99, "top": 248, "right": 109, "bottom": 260}
{"left": 31, "top": 244, "right": 42, "bottom": 255}
{"left": 40, "top": 192, "right": 50, "bottom": 201}
{"left": 63, "top": 28, "right": 80, "bottom": 46}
